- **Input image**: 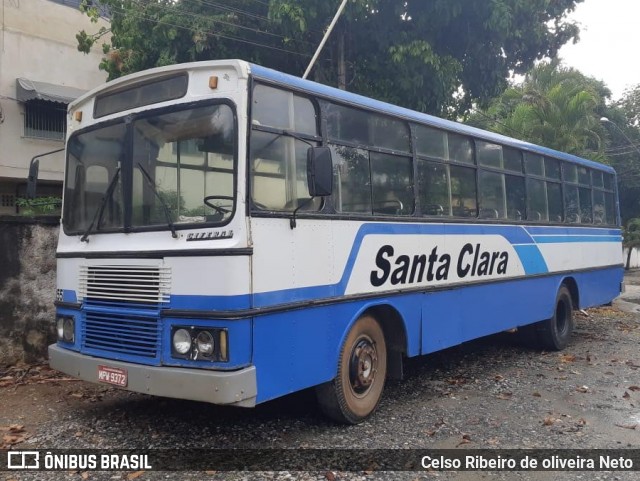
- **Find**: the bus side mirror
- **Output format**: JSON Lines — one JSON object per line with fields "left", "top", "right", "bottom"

{"left": 307, "top": 146, "right": 332, "bottom": 197}
{"left": 26, "top": 159, "right": 40, "bottom": 199}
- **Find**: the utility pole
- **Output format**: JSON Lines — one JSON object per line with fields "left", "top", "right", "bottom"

{"left": 302, "top": 0, "right": 349, "bottom": 82}
{"left": 337, "top": 31, "right": 346, "bottom": 90}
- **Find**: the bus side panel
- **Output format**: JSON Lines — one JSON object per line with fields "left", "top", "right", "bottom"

{"left": 421, "top": 276, "right": 557, "bottom": 353}
{"left": 421, "top": 266, "right": 623, "bottom": 354}
{"left": 251, "top": 267, "right": 623, "bottom": 405}
{"left": 573, "top": 266, "right": 624, "bottom": 309}
{"left": 252, "top": 296, "right": 422, "bottom": 404}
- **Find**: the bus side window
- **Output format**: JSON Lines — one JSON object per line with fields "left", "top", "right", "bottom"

{"left": 527, "top": 178, "right": 548, "bottom": 221}
{"left": 479, "top": 171, "right": 505, "bottom": 219}
{"left": 450, "top": 165, "right": 477, "bottom": 217}
{"left": 330, "top": 145, "right": 371, "bottom": 214}
{"left": 251, "top": 132, "right": 311, "bottom": 211}
{"left": 604, "top": 192, "right": 615, "bottom": 225}
{"left": 593, "top": 190, "right": 605, "bottom": 224}
{"left": 371, "top": 152, "right": 414, "bottom": 215}
{"left": 251, "top": 84, "right": 321, "bottom": 212}
{"left": 505, "top": 174, "right": 525, "bottom": 220}
{"left": 417, "top": 160, "right": 451, "bottom": 216}
{"left": 547, "top": 183, "right": 563, "bottom": 222}
{"left": 325, "top": 103, "right": 410, "bottom": 152}
{"left": 250, "top": 132, "right": 283, "bottom": 209}
{"left": 579, "top": 186, "right": 592, "bottom": 224}
{"left": 564, "top": 185, "right": 580, "bottom": 223}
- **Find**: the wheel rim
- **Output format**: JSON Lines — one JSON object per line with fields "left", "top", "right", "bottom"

{"left": 348, "top": 336, "right": 378, "bottom": 397}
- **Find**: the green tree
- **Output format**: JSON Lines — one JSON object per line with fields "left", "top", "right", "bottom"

{"left": 617, "top": 83, "right": 640, "bottom": 127}
{"left": 469, "top": 62, "right": 640, "bottom": 222}
{"left": 604, "top": 88, "right": 640, "bottom": 222}
{"left": 15, "top": 197, "right": 62, "bottom": 216}
{"left": 468, "top": 61, "right": 609, "bottom": 161}
{"left": 78, "top": 0, "right": 284, "bottom": 76}
{"left": 623, "top": 218, "right": 640, "bottom": 270}
{"left": 78, "top": 0, "right": 584, "bottom": 117}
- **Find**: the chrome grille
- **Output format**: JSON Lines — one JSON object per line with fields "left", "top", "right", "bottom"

{"left": 78, "top": 265, "right": 171, "bottom": 305}
{"left": 83, "top": 310, "right": 160, "bottom": 359}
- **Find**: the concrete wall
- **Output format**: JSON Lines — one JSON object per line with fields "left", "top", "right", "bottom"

{"left": 0, "top": 0, "right": 108, "bottom": 213}
{"left": 0, "top": 217, "right": 58, "bottom": 366}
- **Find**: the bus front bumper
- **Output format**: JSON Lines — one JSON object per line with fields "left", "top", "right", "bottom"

{"left": 48, "top": 344, "right": 257, "bottom": 407}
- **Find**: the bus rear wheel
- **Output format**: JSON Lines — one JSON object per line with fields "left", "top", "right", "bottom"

{"left": 316, "top": 315, "right": 387, "bottom": 424}
{"left": 538, "top": 285, "right": 574, "bottom": 351}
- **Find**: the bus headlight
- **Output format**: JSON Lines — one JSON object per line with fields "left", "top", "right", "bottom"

{"left": 172, "top": 328, "right": 192, "bottom": 355}
{"left": 56, "top": 317, "right": 65, "bottom": 340}
{"left": 170, "top": 326, "right": 228, "bottom": 361}
{"left": 57, "top": 316, "right": 74, "bottom": 343}
{"left": 63, "top": 318, "right": 75, "bottom": 342}
{"left": 195, "top": 331, "right": 215, "bottom": 357}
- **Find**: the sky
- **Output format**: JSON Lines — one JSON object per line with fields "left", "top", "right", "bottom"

{"left": 558, "top": 0, "right": 640, "bottom": 100}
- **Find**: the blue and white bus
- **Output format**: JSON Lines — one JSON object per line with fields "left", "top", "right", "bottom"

{"left": 47, "top": 60, "right": 623, "bottom": 423}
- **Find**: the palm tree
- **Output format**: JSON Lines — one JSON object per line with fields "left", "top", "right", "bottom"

{"left": 470, "top": 62, "right": 609, "bottom": 162}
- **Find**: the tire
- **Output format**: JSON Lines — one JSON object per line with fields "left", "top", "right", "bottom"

{"left": 537, "top": 285, "right": 574, "bottom": 351}
{"left": 316, "top": 315, "right": 387, "bottom": 424}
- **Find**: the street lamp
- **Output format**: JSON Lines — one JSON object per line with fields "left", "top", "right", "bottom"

{"left": 600, "top": 117, "right": 640, "bottom": 156}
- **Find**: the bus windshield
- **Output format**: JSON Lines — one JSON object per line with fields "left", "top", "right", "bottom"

{"left": 63, "top": 102, "right": 236, "bottom": 235}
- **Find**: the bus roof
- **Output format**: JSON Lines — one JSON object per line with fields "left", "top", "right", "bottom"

{"left": 71, "top": 59, "right": 614, "bottom": 174}
{"left": 248, "top": 63, "right": 615, "bottom": 175}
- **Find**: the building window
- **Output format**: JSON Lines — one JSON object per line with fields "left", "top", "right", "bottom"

{"left": 0, "top": 193, "right": 15, "bottom": 208}
{"left": 24, "top": 100, "right": 66, "bottom": 141}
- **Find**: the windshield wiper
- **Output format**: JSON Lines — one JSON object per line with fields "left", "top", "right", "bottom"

{"left": 136, "top": 162, "right": 178, "bottom": 239}
{"left": 80, "top": 167, "right": 121, "bottom": 243}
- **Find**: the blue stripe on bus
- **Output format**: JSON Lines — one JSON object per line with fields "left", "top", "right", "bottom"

{"left": 531, "top": 235, "right": 622, "bottom": 243}
{"left": 64, "top": 223, "right": 622, "bottom": 310}
{"left": 524, "top": 226, "right": 621, "bottom": 236}
{"left": 513, "top": 245, "right": 548, "bottom": 274}
{"left": 220, "top": 223, "right": 620, "bottom": 308}
{"left": 251, "top": 223, "right": 548, "bottom": 307}
{"left": 337, "top": 223, "right": 541, "bottom": 286}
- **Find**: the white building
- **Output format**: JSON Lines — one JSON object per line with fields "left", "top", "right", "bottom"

{"left": 0, "top": 0, "right": 108, "bottom": 214}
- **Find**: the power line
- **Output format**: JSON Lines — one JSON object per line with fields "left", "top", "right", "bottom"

{"left": 606, "top": 149, "right": 640, "bottom": 157}
{"left": 469, "top": 108, "right": 529, "bottom": 139}
{"left": 107, "top": 4, "right": 312, "bottom": 58}
{"left": 128, "top": 0, "right": 315, "bottom": 47}
{"left": 190, "top": 0, "right": 325, "bottom": 36}
{"left": 240, "top": 0, "right": 272, "bottom": 7}
{"left": 605, "top": 148, "right": 640, "bottom": 155}
{"left": 605, "top": 143, "right": 640, "bottom": 153}
{"left": 194, "top": 0, "right": 272, "bottom": 21}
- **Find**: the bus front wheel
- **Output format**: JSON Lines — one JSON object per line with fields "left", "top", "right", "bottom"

{"left": 538, "top": 285, "right": 574, "bottom": 351}
{"left": 316, "top": 315, "right": 387, "bottom": 424}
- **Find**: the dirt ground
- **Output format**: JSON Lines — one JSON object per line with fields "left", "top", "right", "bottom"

{"left": 1, "top": 273, "right": 639, "bottom": 480}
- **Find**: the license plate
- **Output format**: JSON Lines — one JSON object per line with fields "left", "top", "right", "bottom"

{"left": 97, "top": 365, "right": 128, "bottom": 387}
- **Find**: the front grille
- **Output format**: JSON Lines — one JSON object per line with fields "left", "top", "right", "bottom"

{"left": 78, "top": 265, "right": 171, "bottom": 305}
{"left": 83, "top": 310, "right": 160, "bottom": 359}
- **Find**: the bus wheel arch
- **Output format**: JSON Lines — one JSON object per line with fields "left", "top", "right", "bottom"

{"left": 316, "top": 307, "right": 400, "bottom": 424}
{"left": 561, "top": 276, "right": 580, "bottom": 310}
{"left": 538, "top": 283, "right": 575, "bottom": 351}
{"left": 367, "top": 304, "right": 407, "bottom": 381}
